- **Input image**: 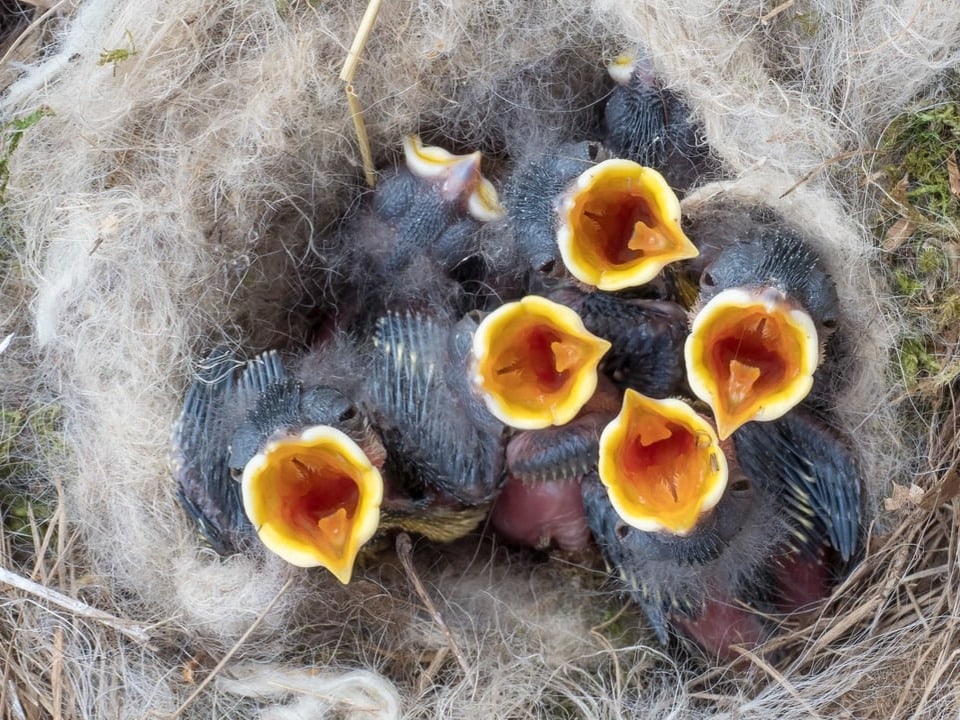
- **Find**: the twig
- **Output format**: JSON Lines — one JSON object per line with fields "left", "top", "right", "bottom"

{"left": 0, "top": 0, "right": 70, "bottom": 69}
{"left": 339, "top": 0, "right": 382, "bottom": 85}
{"left": 760, "top": 0, "right": 795, "bottom": 24}
{"left": 733, "top": 645, "right": 825, "bottom": 720}
{"left": 396, "top": 533, "right": 475, "bottom": 690}
{"left": 168, "top": 576, "right": 294, "bottom": 718}
{"left": 339, "top": 0, "right": 382, "bottom": 188}
{"left": 0, "top": 566, "right": 153, "bottom": 646}
{"left": 52, "top": 624, "right": 63, "bottom": 720}
{"left": 778, "top": 149, "right": 876, "bottom": 198}
{"left": 345, "top": 84, "right": 376, "bottom": 188}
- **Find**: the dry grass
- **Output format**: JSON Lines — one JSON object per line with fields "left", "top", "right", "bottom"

{"left": 1, "top": 0, "right": 959, "bottom": 718}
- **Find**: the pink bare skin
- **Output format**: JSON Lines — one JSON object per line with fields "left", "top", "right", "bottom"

{"left": 491, "top": 475, "right": 591, "bottom": 551}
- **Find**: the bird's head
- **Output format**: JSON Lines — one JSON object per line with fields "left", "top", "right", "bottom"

{"left": 556, "top": 160, "right": 698, "bottom": 291}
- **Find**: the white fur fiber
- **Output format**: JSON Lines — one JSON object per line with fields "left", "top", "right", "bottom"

{"left": 1, "top": 0, "right": 959, "bottom": 717}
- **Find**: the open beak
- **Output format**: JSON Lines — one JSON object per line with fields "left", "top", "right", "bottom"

{"left": 241, "top": 425, "right": 383, "bottom": 584}
{"left": 402, "top": 135, "right": 505, "bottom": 222}
{"left": 471, "top": 295, "right": 612, "bottom": 430}
{"left": 685, "top": 287, "right": 819, "bottom": 439}
{"left": 598, "top": 390, "right": 727, "bottom": 535}
{"left": 556, "top": 159, "right": 698, "bottom": 291}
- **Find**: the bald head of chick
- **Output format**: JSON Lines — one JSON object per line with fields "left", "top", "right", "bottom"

{"left": 684, "top": 226, "right": 840, "bottom": 439}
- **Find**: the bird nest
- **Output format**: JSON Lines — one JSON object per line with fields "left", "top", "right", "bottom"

{"left": 0, "top": 0, "right": 958, "bottom": 717}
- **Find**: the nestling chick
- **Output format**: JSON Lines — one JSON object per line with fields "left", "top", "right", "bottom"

{"left": 684, "top": 215, "right": 840, "bottom": 439}
{"left": 173, "top": 346, "right": 385, "bottom": 584}
{"left": 583, "top": 391, "right": 861, "bottom": 660}
{"left": 346, "top": 136, "right": 506, "bottom": 319}
{"left": 602, "top": 52, "right": 721, "bottom": 194}
{"left": 506, "top": 141, "right": 699, "bottom": 291}
{"left": 367, "top": 310, "right": 506, "bottom": 507}
{"left": 490, "top": 376, "right": 621, "bottom": 552}
{"left": 549, "top": 285, "right": 689, "bottom": 399}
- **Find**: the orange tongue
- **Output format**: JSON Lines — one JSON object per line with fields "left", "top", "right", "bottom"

{"left": 728, "top": 359, "right": 762, "bottom": 407}
{"left": 551, "top": 340, "right": 581, "bottom": 374}
{"left": 628, "top": 224, "right": 667, "bottom": 253}
{"left": 316, "top": 508, "right": 350, "bottom": 554}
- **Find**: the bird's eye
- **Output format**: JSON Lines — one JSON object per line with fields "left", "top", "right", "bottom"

{"left": 338, "top": 405, "right": 359, "bottom": 424}
{"left": 615, "top": 522, "right": 630, "bottom": 541}
{"left": 538, "top": 259, "right": 556, "bottom": 274}
{"left": 586, "top": 142, "right": 601, "bottom": 161}
{"left": 700, "top": 271, "right": 715, "bottom": 288}
{"left": 822, "top": 314, "right": 838, "bottom": 331}
{"left": 731, "top": 477, "right": 751, "bottom": 494}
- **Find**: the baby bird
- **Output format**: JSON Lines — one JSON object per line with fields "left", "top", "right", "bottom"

{"left": 490, "top": 376, "right": 622, "bottom": 552}
{"left": 506, "top": 141, "right": 698, "bottom": 291}
{"left": 367, "top": 310, "right": 506, "bottom": 507}
{"left": 684, "top": 211, "right": 841, "bottom": 439}
{"left": 173, "top": 346, "right": 385, "bottom": 584}
{"left": 345, "top": 135, "right": 507, "bottom": 321}
{"left": 602, "top": 52, "right": 721, "bottom": 194}
{"left": 582, "top": 390, "right": 861, "bottom": 660}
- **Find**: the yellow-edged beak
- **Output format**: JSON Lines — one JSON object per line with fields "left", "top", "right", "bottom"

{"left": 685, "top": 287, "right": 819, "bottom": 439}
{"left": 402, "top": 135, "right": 505, "bottom": 222}
{"left": 241, "top": 425, "right": 383, "bottom": 584}
{"left": 472, "top": 295, "right": 612, "bottom": 430}
{"left": 606, "top": 52, "right": 637, "bottom": 85}
{"left": 556, "top": 159, "right": 697, "bottom": 291}
{"left": 598, "top": 390, "right": 728, "bottom": 535}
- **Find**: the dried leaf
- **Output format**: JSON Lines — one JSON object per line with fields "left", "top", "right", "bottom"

{"left": 883, "top": 482, "right": 925, "bottom": 512}
{"left": 891, "top": 172, "right": 910, "bottom": 205}
{"left": 882, "top": 217, "right": 916, "bottom": 252}
{"left": 949, "top": 151, "right": 960, "bottom": 200}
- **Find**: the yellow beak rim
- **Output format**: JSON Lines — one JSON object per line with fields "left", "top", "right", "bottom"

{"left": 684, "top": 287, "right": 819, "bottom": 439}
{"left": 402, "top": 135, "right": 505, "bottom": 222}
{"left": 598, "top": 390, "right": 728, "bottom": 535}
{"left": 556, "top": 159, "right": 698, "bottom": 291}
{"left": 241, "top": 425, "right": 383, "bottom": 584}
{"left": 471, "top": 295, "right": 612, "bottom": 430}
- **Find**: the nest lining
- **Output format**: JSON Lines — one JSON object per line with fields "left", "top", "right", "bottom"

{"left": 0, "top": 0, "right": 959, "bottom": 717}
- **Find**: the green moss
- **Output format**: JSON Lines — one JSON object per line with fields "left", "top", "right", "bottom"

{"left": 877, "top": 99, "right": 960, "bottom": 397}
{"left": 916, "top": 242, "right": 946, "bottom": 276}
{"left": 892, "top": 267, "right": 923, "bottom": 297}
{"left": 897, "top": 336, "right": 940, "bottom": 386}
{"left": 882, "top": 103, "right": 960, "bottom": 228}
{"left": 1, "top": 402, "right": 61, "bottom": 562}
{"left": 0, "top": 106, "right": 54, "bottom": 205}
{"left": 98, "top": 30, "right": 137, "bottom": 73}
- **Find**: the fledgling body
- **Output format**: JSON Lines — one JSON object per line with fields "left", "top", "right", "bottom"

{"left": 602, "top": 53, "right": 721, "bottom": 194}
{"left": 583, "top": 403, "right": 861, "bottom": 660}
{"left": 549, "top": 286, "right": 689, "bottom": 399}
{"left": 683, "top": 204, "right": 843, "bottom": 438}
{"left": 345, "top": 136, "right": 507, "bottom": 323}
{"left": 491, "top": 376, "right": 622, "bottom": 552}
{"left": 172, "top": 346, "right": 386, "bottom": 583}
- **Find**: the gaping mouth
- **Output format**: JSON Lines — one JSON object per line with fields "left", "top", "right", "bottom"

{"left": 685, "top": 287, "right": 819, "bottom": 439}
{"left": 402, "top": 135, "right": 505, "bottom": 222}
{"left": 598, "top": 390, "right": 727, "bottom": 535}
{"left": 556, "top": 159, "right": 698, "bottom": 291}
{"left": 472, "top": 295, "right": 611, "bottom": 430}
{"left": 241, "top": 426, "right": 383, "bottom": 584}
